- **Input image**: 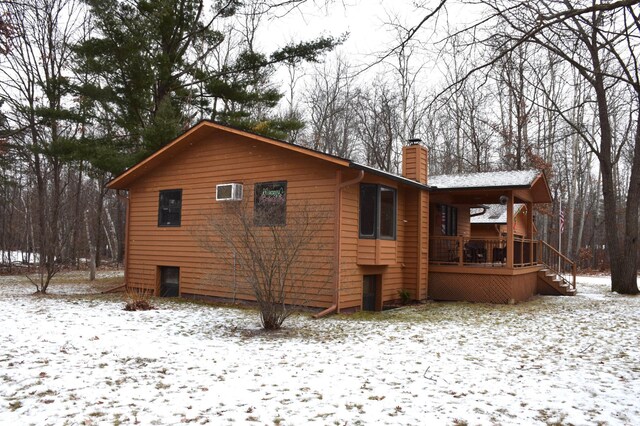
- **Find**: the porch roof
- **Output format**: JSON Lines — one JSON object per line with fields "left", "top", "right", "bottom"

{"left": 429, "top": 170, "right": 552, "bottom": 204}
{"left": 430, "top": 170, "right": 538, "bottom": 189}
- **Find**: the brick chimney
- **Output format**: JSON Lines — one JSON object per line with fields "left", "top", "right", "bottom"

{"left": 402, "top": 139, "right": 428, "bottom": 184}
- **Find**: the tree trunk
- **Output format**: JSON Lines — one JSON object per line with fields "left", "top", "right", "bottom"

{"left": 94, "top": 180, "right": 106, "bottom": 267}
{"left": 614, "top": 111, "right": 640, "bottom": 294}
{"left": 84, "top": 209, "right": 96, "bottom": 281}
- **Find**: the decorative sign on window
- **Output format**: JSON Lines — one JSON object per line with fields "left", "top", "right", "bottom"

{"left": 254, "top": 181, "right": 287, "bottom": 226}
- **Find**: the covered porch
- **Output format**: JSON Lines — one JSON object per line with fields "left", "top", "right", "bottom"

{"left": 427, "top": 170, "right": 575, "bottom": 303}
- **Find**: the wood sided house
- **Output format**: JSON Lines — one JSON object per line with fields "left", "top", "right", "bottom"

{"left": 107, "top": 121, "right": 576, "bottom": 313}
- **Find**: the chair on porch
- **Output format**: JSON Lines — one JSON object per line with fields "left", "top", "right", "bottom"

{"left": 492, "top": 246, "right": 506, "bottom": 264}
{"left": 467, "top": 240, "right": 487, "bottom": 263}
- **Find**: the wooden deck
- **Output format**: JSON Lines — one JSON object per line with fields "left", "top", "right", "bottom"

{"left": 428, "top": 237, "right": 577, "bottom": 303}
{"left": 428, "top": 265, "right": 542, "bottom": 303}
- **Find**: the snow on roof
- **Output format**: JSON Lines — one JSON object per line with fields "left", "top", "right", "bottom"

{"left": 429, "top": 170, "right": 540, "bottom": 189}
{"left": 470, "top": 204, "right": 524, "bottom": 224}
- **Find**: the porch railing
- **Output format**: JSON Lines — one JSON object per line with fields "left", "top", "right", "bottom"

{"left": 429, "top": 236, "right": 539, "bottom": 267}
{"left": 539, "top": 240, "right": 577, "bottom": 292}
{"left": 430, "top": 236, "right": 515, "bottom": 266}
{"left": 513, "top": 237, "right": 539, "bottom": 267}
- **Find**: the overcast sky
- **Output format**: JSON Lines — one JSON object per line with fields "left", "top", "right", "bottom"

{"left": 258, "top": 1, "right": 485, "bottom": 93}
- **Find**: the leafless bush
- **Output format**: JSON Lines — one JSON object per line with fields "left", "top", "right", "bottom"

{"left": 198, "top": 198, "right": 331, "bottom": 330}
{"left": 123, "top": 286, "right": 156, "bottom": 311}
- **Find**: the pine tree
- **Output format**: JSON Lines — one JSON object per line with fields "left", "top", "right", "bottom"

{"left": 74, "top": 0, "right": 338, "bottom": 173}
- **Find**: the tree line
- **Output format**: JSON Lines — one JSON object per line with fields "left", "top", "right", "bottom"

{"left": 0, "top": 0, "right": 337, "bottom": 291}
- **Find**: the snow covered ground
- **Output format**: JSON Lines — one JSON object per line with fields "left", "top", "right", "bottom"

{"left": 0, "top": 272, "right": 638, "bottom": 425}
{"left": 0, "top": 250, "right": 39, "bottom": 265}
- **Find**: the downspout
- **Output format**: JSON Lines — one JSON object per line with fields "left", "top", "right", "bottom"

{"left": 314, "top": 169, "right": 365, "bottom": 319}
{"left": 116, "top": 190, "right": 130, "bottom": 290}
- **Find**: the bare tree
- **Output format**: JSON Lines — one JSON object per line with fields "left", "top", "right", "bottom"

{"left": 304, "top": 56, "right": 358, "bottom": 158}
{"left": 198, "top": 198, "right": 331, "bottom": 330}
{"left": 494, "top": 1, "right": 640, "bottom": 294}
{"left": 354, "top": 78, "right": 401, "bottom": 172}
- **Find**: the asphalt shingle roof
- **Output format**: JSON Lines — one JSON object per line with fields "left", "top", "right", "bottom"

{"left": 429, "top": 170, "right": 539, "bottom": 189}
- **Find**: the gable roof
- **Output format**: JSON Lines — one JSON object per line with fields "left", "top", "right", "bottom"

{"left": 429, "top": 169, "right": 552, "bottom": 204}
{"left": 429, "top": 170, "right": 539, "bottom": 190}
{"left": 471, "top": 204, "right": 524, "bottom": 224}
{"left": 107, "top": 120, "right": 430, "bottom": 191}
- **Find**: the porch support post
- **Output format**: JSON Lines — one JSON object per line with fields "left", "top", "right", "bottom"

{"left": 526, "top": 201, "right": 534, "bottom": 265}
{"left": 506, "top": 192, "right": 514, "bottom": 268}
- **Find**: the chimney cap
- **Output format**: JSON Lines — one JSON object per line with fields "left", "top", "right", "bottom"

{"left": 408, "top": 138, "right": 422, "bottom": 145}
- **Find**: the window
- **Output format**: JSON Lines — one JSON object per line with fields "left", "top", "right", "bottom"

{"left": 159, "top": 266, "right": 180, "bottom": 297}
{"left": 379, "top": 187, "right": 395, "bottom": 238}
{"left": 359, "top": 184, "right": 397, "bottom": 239}
{"left": 440, "top": 204, "right": 457, "bottom": 236}
{"left": 158, "top": 189, "right": 182, "bottom": 227}
{"left": 254, "top": 181, "right": 287, "bottom": 226}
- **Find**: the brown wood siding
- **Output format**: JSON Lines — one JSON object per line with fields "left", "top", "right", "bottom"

{"left": 378, "top": 187, "right": 429, "bottom": 304}
{"left": 379, "top": 189, "right": 405, "bottom": 303}
{"left": 402, "top": 144, "right": 428, "bottom": 184}
{"left": 402, "top": 189, "right": 419, "bottom": 299}
{"left": 338, "top": 184, "right": 361, "bottom": 309}
{"left": 356, "top": 239, "right": 397, "bottom": 265}
{"left": 403, "top": 148, "right": 417, "bottom": 180}
{"left": 419, "top": 191, "right": 429, "bottom": 299}
{"left": 472, "top": 224, "right": 499, "bottom": 238}
{"left": 126, "top": 133, "right": 338, "bottom": 308}
{"left": 337, "top": 180, "right": 423, "bottom": 311}
{"left": 457, "top": 206, "right": 471, "bottom": 238}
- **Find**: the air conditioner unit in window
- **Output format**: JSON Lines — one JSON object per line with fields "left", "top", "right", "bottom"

{"left": 216, "top": 183, "right": 243, "bottom": 201}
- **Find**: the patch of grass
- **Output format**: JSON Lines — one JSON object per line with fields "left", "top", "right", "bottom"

{"left": 535, "top": 409, "right": 569, "bottom": 425}
{"left": 50, "top": 271, "right": 124, "bottom": 286}
{"left": 8, "top": 400, "right": 22, "bottom": 411}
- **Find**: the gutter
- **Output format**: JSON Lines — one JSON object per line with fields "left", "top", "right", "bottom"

{"left": 314, "top": 169, "right": 365, "bottom": 319}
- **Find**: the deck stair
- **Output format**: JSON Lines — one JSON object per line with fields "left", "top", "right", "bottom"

{"left": 537, "top": 268, "right": 576, "bottom": 296}
{"left": 538, "top": 240, "right": 577, "bottom": 296}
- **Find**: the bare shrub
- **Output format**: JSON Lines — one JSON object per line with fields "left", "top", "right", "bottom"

{"left": 123, "top": 286, "right": 156, "bottom": 311}
{"left": 197, "top": 198, "right": 331, "bottom": 330}
{"left": 577, "top": 247, "right": 593, "bottom": 271}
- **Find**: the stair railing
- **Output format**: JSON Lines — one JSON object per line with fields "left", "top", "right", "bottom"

{"left": 539, "top": 240, "right": 577, "bottom": 292}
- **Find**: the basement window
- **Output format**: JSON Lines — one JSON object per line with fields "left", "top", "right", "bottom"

{"left": 158, "top": 189, "right": 182, "bottom": 227}
{"left": 359, "top": 184, "right": 397, "bottom": 240}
